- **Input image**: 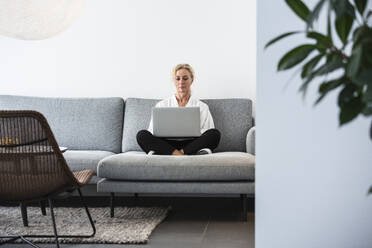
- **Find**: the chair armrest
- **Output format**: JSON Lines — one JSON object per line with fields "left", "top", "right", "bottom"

{"left": 246, "top": 126, "right": 255, "bottom": 155}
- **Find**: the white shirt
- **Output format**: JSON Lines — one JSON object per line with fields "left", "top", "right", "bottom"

{"left": 148, "top": 94, "right": 215, "bottom": 134}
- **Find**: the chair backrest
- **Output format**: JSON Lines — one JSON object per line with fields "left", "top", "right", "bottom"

{"left": 0, "top": 111, "right": 77, "bottom": 202}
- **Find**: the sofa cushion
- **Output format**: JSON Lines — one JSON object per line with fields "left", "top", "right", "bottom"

{"left": 0, "top": 95, "right": 124, "bottom": 153}
{"left": 63, "top": 150, "right": 115, "bottom": 173}
{"left": 121, "top": 98, "right": 159, "bottom": 153}
{"left": 98, "top": 152, "right": 255, "bottom": 181}
{"left": 121, "top": 98, "right": 253, "bottom": 153}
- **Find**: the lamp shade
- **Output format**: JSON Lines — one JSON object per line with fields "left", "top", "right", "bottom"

{"left": 0, "top": 0, "right": 85, "bottom": 40}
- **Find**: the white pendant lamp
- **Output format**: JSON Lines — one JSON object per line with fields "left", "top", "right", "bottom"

{"left": 0, "top": 0, "right": 85, "bottom": 40}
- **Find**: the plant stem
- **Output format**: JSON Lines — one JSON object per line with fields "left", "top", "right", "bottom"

{"left": 329, "top": 46, "right": 349, "bottom": 60}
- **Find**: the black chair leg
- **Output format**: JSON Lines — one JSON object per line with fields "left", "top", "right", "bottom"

{"left": 40, "top": 201, "right": 46, "bottom": 216}
{"left": 20, "top": 203, "right": 28, "bottom": 227}
{"left": 48, "top": 198, "right": 60, "bottom": 248}
{"left": 240, "top": 194, "right": 247, "bottom": 222}
{"left": 46, "top": 190, "right": 95, "bottom": 246}
{"left": 19, "top": 235, "right": 41, "bottom": 248}
{"left": 77, "top": 188, "right": 96, "bottom": 237}
{"left": 2, "top": 190, "right": 95, "bottom": 247}
{"left": 0, "top": 235, "right": 40, "bottom": 248}
{"left": 110, "top": 192, "right": 115, "bottom": 218}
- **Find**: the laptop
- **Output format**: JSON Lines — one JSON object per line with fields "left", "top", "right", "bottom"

{"left": 152, "top": 107, "right": 200, "bottom": 138}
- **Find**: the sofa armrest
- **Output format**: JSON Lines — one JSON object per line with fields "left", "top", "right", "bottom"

{"left": 246, "top": 126, "right": 255, "bottom": 155}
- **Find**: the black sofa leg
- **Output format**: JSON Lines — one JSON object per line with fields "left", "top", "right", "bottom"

{"left": 20, "top": 203, "right": 28, "bottom": 227}
{"left": 110, "top": 192, "right": 115, "bottom": 218}
{"left": 240, "top": 194, "right": 247, "bottom": 222}
{"left": 40, "top": 201, "right": 46, "bottom": 216}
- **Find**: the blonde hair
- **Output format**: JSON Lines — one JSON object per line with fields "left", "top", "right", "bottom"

{"left": 172, "top": 64, "right": 195, "bottom": 81}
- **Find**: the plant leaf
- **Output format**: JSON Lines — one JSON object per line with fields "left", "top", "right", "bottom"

{"left": 362, "top": 104, "right": 372, "bottom": 115}
{"left": 285, "top": 0, "right": 311, "bottom": 22}
{"left": 338, "top": 83, "right": 358, "bottom": 108}
{"left": 338, "top": 83, "right": 365, "bottom": 125}
{"left": 307, "top": 0, "right": 326, "bottom": 29}
{"left": 331, "top": 0, "right": 355, "bottom": 44}
{"left": 299, "top": 58, "right": 344, "bottom": 96}
{"left": 352, "top": 68, "right": 372, "bottom": 86}
{"left": 265, "top": 31, "right": 301, "bottom": 49}
{"left": 352, "top": 25, "right": 372, "bottom": 50}
{"left": 327, "top": 7, "right": 333, "bottom": 42}
{"left": 339, "top": 97, "right": 364, "bottom": 125}
{"left": 315, "top": 77, "right": 344, "bottom": 105}
{"left": 331, "top": 0, "right": 356, "bottom": 18}
{"left": 362, "top": 85, "right": 372, "bottom": 116}
{"left": 278, "top": 44, "right": 316, "bottom": 71}
{"left": 315, "top": 58, "right": 344, "bottom": 76}
{"left": 338, "top": 83, "right": 364, "bottom": 124}
{"left": 335, "top": 14, "right": 354, "bottom": 44}
{"left": 363, "top": 85, "right": 372, "bottom": 103}
{"left": 301, "top": 54, "right": 323, "bottom": 78}
{"left": 346, "top": 45, "right": 363, "bottom": 78}
{"left": 367, "top": 10, "right": 372, "bottom": 19}
{"left": 365, "top": 46, "right": 372, "bottom": 65}
{"left": 353, "top": 26, "right": 365, "bottom": 43}
{"left": 354, "top": 0, "right": 367, "bottom": 16}
{"left": 368, "top": 184, "right": 372, "bottom": 194}
{"left": 307, "top": 31, "right": 333, "bottom": 48}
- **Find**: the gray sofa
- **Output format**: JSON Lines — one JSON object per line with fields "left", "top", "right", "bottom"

{"left": 0, "top": 95, "right": 255, "bottom": 219}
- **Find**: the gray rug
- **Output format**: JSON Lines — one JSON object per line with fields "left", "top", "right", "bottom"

{"left": 0, "top": 206, "right": 171, "bottom": 244}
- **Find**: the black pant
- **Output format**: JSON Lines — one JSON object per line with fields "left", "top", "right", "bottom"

{"left": 136, "top": 129, "right": 221, "bottom": 155}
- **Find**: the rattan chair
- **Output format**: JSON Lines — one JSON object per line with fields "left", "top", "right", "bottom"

{"left": 0, "top": 110, "right": 96, "bottom": 248}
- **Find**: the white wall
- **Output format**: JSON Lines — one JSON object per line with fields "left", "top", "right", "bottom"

{"left": 257, "top": 1, "right": 372, "bottom": 248}
{"left": 0, "top": 0, "right": 256, "bottom": 105}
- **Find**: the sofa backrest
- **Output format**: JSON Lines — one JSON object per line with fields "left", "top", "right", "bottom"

{"left": 203, "top": 99, "right": 253, "bottom": 152}
{"left": 0, "top": 95, "right": 124, "bottom": 153}
{"left": 122, "top": 97, "right": 252, "bottom": 153}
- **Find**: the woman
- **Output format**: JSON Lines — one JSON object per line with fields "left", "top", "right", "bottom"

{"left": 136, "top": 64, "right": 221, "bottom": 155}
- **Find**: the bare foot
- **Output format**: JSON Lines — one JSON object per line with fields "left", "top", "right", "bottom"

{"left": 172, "top": 149, "right": 184, "bottom": 155}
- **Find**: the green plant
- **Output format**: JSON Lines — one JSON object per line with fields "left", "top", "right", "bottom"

{"left": 266, "top": 0, "right": 372, "bottom": 139}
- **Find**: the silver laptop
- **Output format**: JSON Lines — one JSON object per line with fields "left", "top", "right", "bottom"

{"left": 152, "top": 107, "right": 200, "bottom": 138}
